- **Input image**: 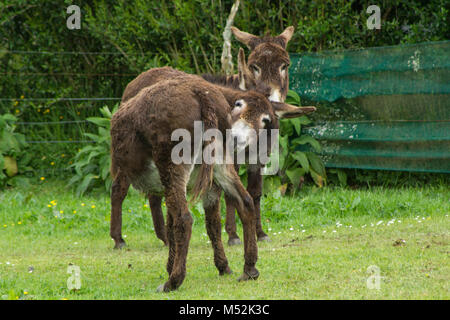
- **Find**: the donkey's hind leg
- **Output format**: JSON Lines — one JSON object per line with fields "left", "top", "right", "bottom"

{"left": 148, "top": 194, "right": 168, "bottom": 246}
{"left": 156, "top": 166, "right": 193, "bottom": 292}
{"left": 203, "top": 184, "right": 232, "bottom": 275}
{"left": 224, "top": 195, "right": 241, "bottom": 246}
{"left": 110, "top": 170, "right": 130, "bottom": 249}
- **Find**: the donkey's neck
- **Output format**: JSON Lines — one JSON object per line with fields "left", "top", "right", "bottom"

{"left": 214, "top": 85, "right": 244, "bottom": 106}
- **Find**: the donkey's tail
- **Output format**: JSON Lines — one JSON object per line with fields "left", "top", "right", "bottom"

{"left": 190, "top": 89, "right": 218, "bottom": 202}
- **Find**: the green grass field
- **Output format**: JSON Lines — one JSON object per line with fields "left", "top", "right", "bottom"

{"left": 0, "top": 180, "right": 448, "bottom": 300}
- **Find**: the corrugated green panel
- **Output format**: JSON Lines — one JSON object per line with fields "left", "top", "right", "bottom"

{"left": 301, "top": 120, "right": 450, "bottom": 173}
{"left": 289, "top": 41, "right": 450, "bottom": 102}
{"left": 289, "top": 41, "right": 450, "bottom": 173}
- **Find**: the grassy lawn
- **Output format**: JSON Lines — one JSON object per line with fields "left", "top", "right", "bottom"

{"left": 0, "top": 180, "right": 448, "bottom": 300}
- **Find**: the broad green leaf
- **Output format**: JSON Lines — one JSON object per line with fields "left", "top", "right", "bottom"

{"left": 286, "top": 90, "right": 301, "bottom": 106}
{"left": 290, "top": 118, "right": 302, "bottom": 135}
{"left": 286, "top": 167, "right": 306, "bottom": 188}
{"left": 76, "top": 173, "right": 97, "bottom": 196}
{"left": 4, "top": 156, "right": 18, "bottom": 177}
{"left": 291, "top": 136, "right": 322, "bottom": 152}
{"left": 292, "top": 151, "right": 310, "bottom": 172}
{"left": 310, "top": 169, "right": 324, "bottom": 188}
{"left": 87, "top": 117, "right": 110, "bottom": 128}
{"left": 306, "top": 152, "right": 326, "bottom": 179}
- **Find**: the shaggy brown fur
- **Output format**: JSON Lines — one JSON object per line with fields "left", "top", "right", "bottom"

{"left": 117, "top": 27, "right": 315, "bottom": 248}
{"left": 111, "top": 75, "right": 291, "bottom": 291}
{"left": 231, "top": 26, "right": 294, "bottom": 103}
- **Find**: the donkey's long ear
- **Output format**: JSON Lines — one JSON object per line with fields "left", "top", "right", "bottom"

{"left": 272, "top": 102, "right": 316, "bottom": 118}
{"left": 231, "top": 26, "right": 260, "bottom": 50}
{"left": 275, "top": 26, "right": 295, "bottom": 49}
{"left": 237, "top": 47, "right": 252, "bottom": 90}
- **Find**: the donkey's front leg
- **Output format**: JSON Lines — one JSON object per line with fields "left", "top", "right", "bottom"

{"left": 247, "top": 168, "right": 270, "bottom": 242}
{"left": 203, "top": 184, "right": 233, "bottom": 275}
{"left": 224, "top": 163, "right": 242, "bottom": 246}
{"left": 226, "top": 168, "right": 259, "bottom": 282}
{"left": 224, "top": 195, "right": 241, "bottom": 246}
{"left": 235, "top": 193, "right": 259, "bottom": 282}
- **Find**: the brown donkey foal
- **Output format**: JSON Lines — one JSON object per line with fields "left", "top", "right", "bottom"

{"left": 117, "top": 28, "right": 316, "bottom": 247}
{"left": 110, "top": 74, "right": 285, "bottom": 291}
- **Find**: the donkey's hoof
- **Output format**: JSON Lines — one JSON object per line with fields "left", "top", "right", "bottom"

{"left": 228, "top": 238, "right": 241, "bottom": 246}
{"left": 156, "top": 283, "right": 167, "bottom": 293}
{"left": 220, "top": 266, "right": 233, "bottom": 276}
{"left": 257, "top": 235, "right": 271, "bottom": 242}
{"left": 113, "top": 240, "right": 127, "bottom": 249}
{"left": 237, "top": 268, "right": 259, "bottom": 282}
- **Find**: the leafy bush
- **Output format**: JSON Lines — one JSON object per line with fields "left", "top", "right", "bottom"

{"left": 68, "top": 105, "right": 117, "bottom": 195}
{"left": 0, "top": 113, "right": 31, "bottom": 188}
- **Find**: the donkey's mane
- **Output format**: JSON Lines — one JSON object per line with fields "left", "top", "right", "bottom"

{"left": 201, "top": 73, "right": 241, "bottom": 90}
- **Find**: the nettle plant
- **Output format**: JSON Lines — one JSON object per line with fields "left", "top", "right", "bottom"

{"left": 68, "top": 105, "right": 118, "bottom": 195}
{"left": 0, "top": 113, "right": 32, "bottom": 188}
{"left": 263, "top": 90, "right": 326, "bottom": 194}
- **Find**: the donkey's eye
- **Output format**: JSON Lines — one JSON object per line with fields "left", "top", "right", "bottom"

{"left": 281, "top": 63, "right": 289, "bottom": 71}
{"left": 234, "top": 99, "right": 243, "bottom": 107}
{"left": 250, "top": 65, "right": 260, "bottom": 74}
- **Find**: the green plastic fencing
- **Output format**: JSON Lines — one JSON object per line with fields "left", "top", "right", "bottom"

{"left": 289, "top": 41, "right": 450, "bottom": 173}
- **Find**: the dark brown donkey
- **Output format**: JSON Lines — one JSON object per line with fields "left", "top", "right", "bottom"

{"left": 110, "top": 74, "right": 300, "bottom": 291}
{"left": 224, "top": 26, "right": 297, "bottom": 244}
{"left": 117, "top": 27, "right": 311, "bottom": 246}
